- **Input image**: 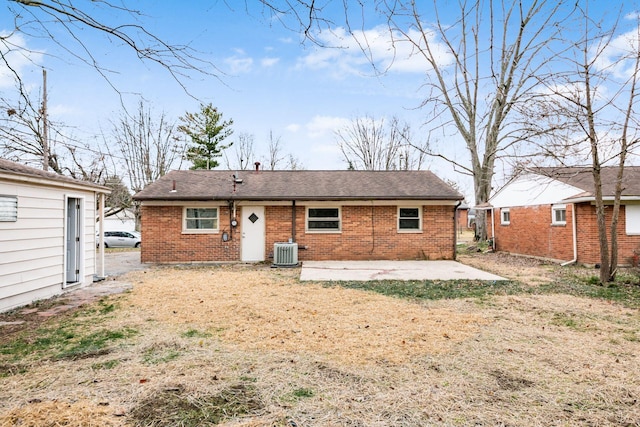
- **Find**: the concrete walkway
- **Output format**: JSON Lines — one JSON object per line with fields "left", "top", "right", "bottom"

{"left": 299, "top": 260, "right": 505, "bottom": 281}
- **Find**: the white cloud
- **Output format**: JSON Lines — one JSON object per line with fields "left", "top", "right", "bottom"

{"left": 224, "top": 49, "right": 253, "bottom": 74}
{"left": 305, "top": 115, "right": 350, "bottom": 138}
{"left": 297, "top": 24, "right": 452, "bottom": 77}
{"left": 285, "top": 123, "right": 301, "bottom": 132}
{"left": 592, "top": 24, "right": 640, "bottom": 79}
{"left": 0, "top": 32, "right": 44, "bottom": 88}
{"left": 261, "top": 57, "right": 280, "bottom": 67}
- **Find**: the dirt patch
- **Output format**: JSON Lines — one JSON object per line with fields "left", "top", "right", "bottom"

{"left": 458, "top": 251, "right": 558, "bottom": 284}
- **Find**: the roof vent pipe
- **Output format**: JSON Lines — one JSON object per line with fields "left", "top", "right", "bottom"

{"left": 170, "top": 180, "right": 176, "bottom": 192}
{"left": 254, "top": 162, "right": 261, "bottom": 171}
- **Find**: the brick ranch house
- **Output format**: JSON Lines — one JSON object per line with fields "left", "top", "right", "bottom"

{"left": 484, "top": 167, "right": 640, "bottom": 266}
{"left": 133, "top": 169, "right": 464, "bottom": 263}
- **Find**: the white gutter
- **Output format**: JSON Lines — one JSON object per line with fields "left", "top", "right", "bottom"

{"left": 491, "top": 208, "right": 495, "bottom": 251}
{"left": 562, "top": 195, "right": 640, "bottom": 204}
{"left": 561, "top": 203, "right": 578, "bottom": 266}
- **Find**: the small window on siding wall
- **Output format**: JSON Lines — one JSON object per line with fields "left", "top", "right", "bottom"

{"left": 500, "top": 208, "right": 510, "bottom": 225}
{"left": 626, "top": 205, "right": 640, "bottom": 235}
{"left": 552, "top": 204, "right": 567, "bottom": 225}
{"left": 307, "top": 207, "right": 341, "bottom": 232}
{"left": 184, "top": 207, "right": 218, "bottom": 232}
{"left": 398, "top": 207, "right": 422, "bottom": 231}
{"left": 0, "top": 195, "right": 17, "bottom": 222}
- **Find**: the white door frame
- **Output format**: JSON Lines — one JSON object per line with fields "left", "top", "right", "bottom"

{"left": 241, "top": 206, "right": 265, "bottom": 262}
{"left": 64, "top": 195, "right": 84, "bottom": 286}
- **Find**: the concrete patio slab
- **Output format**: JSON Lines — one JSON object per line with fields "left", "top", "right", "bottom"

{"left": 299, "top": 260, "right": 506, "bottom": 282}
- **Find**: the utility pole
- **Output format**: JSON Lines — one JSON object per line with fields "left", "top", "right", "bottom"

{"left": 41, "top": 68, "right": 49, "bottom": 171}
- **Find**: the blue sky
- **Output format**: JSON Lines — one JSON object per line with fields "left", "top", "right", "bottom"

{"left": 0, "top": 0, "right": 635, "bottom": 201}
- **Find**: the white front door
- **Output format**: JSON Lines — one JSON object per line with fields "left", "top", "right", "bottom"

{"left": 241, "top": 206, "right": 265, "bottom": 262}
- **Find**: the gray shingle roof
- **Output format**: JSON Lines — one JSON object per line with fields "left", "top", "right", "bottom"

{"left": 532, "top": 166, "right": 640, "bottom": 198}
{"left": 133, "top": 170, "right": 464, "bottom": 201}
{"left": 0, "top": 158, "right": 109, "bottom": 192}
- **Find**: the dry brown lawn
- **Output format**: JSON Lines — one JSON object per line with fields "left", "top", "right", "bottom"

{"left": 1, "top": 257, "right": 639, "bottom": 426}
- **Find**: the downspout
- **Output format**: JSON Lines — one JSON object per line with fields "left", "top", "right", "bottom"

{"left": 490, "top": 208, "right": 496, "bottom": 252}
{"left": 98, "top": 192, "right": 105, "bottom": 278}
{"left": 561, "top": 203, "right": 578, "bottom": 266}
{"left": 453, "top": 201, "right": 461, "bottom": 260}
{"left": 291, "top": 200, "right": 296, "bottom": 242}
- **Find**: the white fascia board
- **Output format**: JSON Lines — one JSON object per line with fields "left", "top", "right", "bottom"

{"left": 489, "top": 174, "right": 583, "bottom": 208}
{"left": 0, "top": 172, "right": 110, "bottom": 194}
{"left": 562, "top": 195, "right": 640, "bottom": 204}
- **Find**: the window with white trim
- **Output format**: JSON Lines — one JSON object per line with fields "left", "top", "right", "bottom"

{"left": 500, "top": 208, "right": 510, "bottom": 225}
{"left": 398, "top": 207, "right": 422, "bottom": 231}
{"left": 0, "top": 195, "right": 17, "bottom": 222}
{"left": 626, "top": 205, "right": 640, "bottom": 235}
{"left": 307, "top": 207, "right": 341, "bottom": 232}
{"left": 184, "top": 207, "right": 218, "bottom": 232}
{"left": 552, "top": 204, "right": 567, "bottom": 225}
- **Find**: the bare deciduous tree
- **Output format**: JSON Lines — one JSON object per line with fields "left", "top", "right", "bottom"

{"left": 377, "top": 1, "right": 569, "bottom": 239}
{"left": 265, "top": 130, "right": 285, "bottom": 170}
{"left": 335, "top": 115, "right": 426, "bottom": 171}
{"left": 106, "top": 100, "right": 185, "bottom": 227}
{"left": 0, "top": 79, "right": 62, "bottom": 171}
{"left": 225, "top": 132, "right": 255, "bottom": 170}
{"left": 522, "top": 7, "right": 640, "bottom": 283}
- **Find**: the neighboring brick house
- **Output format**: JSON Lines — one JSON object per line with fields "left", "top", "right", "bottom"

{"left": 133, "top": 169, "right": 464, "bottom": 263}
{"left": 484, "top": 167, "right": 640, "bottom": 266}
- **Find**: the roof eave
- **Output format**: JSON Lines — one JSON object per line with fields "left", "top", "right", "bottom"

{"left": 563, "top": 195, "right": 640, "bottom": 203}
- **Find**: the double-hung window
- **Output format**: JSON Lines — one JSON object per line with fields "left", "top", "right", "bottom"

{"left": 552, "top": 204, "right": 567, "bottom": 225}
{"left": 398, "top": 207, "right": 422, "bottom": 231}
{"left": 307, "top": 207, "right": 341, "bottom": 232}
{"left": 184, "top": 207, "right": 218, "bottom": 232}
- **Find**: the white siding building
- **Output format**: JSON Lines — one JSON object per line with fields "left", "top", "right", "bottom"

{"left": 0, "top": 159, "right": 110, "bottom": 313}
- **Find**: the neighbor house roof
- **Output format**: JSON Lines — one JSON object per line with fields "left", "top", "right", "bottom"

{"left": 532, "top": 166, "right": 640, "bottom": 199}
{"left": 133, "top": 170, "right": 463, "bottom": 202}
{"left": 0, "top": 158, "right": 109, "bottom": 192}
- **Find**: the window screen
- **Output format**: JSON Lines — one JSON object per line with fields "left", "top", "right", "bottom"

{"left": 0, "top": 195, "right": 17, "bottom": 222}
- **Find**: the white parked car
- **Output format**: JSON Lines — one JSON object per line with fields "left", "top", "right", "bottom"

{"left": 97, "top": 231, "right": 141, "bottom": 248}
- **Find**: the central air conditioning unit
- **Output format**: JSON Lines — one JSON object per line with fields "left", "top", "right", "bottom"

{"left": 273, "top": 242, "right": 298, "bottom": 267}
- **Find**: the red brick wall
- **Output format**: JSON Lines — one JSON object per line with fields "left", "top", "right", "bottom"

{"left": 489, "top": 204, "right": 574, "bottom": 261}
{"left": 266, "top": 205, "right": 455, "bottom": 261}
{"left": 457, "top": 209, "right": 469, "bottom": 230}
{"left": 487, "top": 203, "right": 640, "bottom": 265}
{"left": 141, "top": 203, "right": 457, "bottom": 263}
{"left": 575, "top": 204, "right": 640, "bottom": 265}
{"left": 140, "top": 205, "right": 240, "bottom": 263}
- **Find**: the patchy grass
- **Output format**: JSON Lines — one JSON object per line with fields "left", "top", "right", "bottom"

{"left": 129, "top": 382, "right": 263, "bottom": 427}
{"left": 328, "top": 279, "right": 527, "bottom": 301}
{"left": 141, "top": 342, "right": 183, "bottom": 365}
{"left": 0, "top": 300, "right": 136, "bottom": 371}
{"left": 0, "top": 325, "right": 136, "bottom": 363}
